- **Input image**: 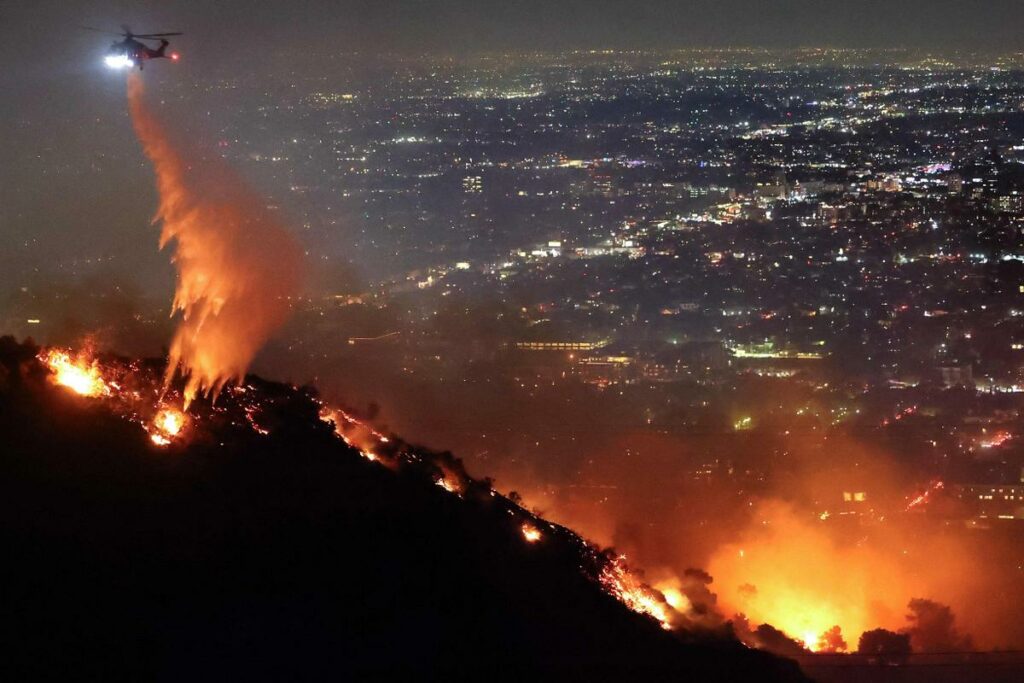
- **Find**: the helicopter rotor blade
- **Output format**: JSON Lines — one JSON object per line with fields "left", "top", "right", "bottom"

{"left": 80, "top": 25, "right": 125, "bottom": 36}
{"left": 133, "top": 32, "right": 184, "bottom": 38}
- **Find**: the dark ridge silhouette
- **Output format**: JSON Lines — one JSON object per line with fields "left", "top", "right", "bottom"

{"left": 0, "top": 337, "right": 808, "bottom": 682}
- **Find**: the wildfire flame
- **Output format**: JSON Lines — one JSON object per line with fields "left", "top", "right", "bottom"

{"left": 521, "top": 523, "right": 542, "bottom": 543}
{"left": 707, "top": 500, "right": 946, "bottom": 652}
{"left": 653, "top": 581, "right": 692, "bottom": 613}
{"left": 319, "top": 406, "right": 386, "bottom": 462}
{"left": 38, "top": 346, "right": 195, "bottom": 449}
{"left": 436, "top": 476, "right": 461, "bottom": 494}
{"left": 40, "top": 349, "right": 110, "bottom": 397}
{"left": 599, "top": 555, "right": 674, "bottom": 630}
{"left": 149, "top": 407, "right": 187, "bottom": 446}
{"left": 155, "top": 409, "right": 184, "bottom": 436}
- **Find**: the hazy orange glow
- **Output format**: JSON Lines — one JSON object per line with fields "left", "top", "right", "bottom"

{"left": 41, "top": 349, "right": 110, "bottom": 397}
{"left": 653, "top": 579, "right": 693, "bottom": 614}
{"left": 709, "top": 500, "right": 914, "bottom": 648}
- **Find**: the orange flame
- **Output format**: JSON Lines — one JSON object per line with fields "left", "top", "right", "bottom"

{"left": 150, "top": 407, "right": 187, "bottom": 446}
{"left": 127, "top": 73, "right": 302, "bottom": 408}
{"left": 436, "top": 476, "right": 462, "bottom": 494}
{"left": 40, "top": 349, "right": 110, "bottom": 397}
{"left": 653, "top": 580, "right": 692, "bottom": 613}
{"left": 319, "top": 406, "right": 385, "bottom": 462}
{"left": 599, "top": 556, "right": 674, "bottom": 630}
{"left": 709, "top": 500, "right": 910, "bottom": 648}
{"left": 521, "top": 523, "right": 542, "bottom": 543}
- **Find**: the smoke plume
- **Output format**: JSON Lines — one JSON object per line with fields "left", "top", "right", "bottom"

{"left": 904, "top": 598, "right": 973, "bottom": 653}
{"left": 127, "top": 74, "right": 302, "bottom": 406}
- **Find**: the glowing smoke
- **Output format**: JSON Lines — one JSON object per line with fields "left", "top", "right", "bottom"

{"left": 127, "top": 74, "right": 302, "bottom": 406}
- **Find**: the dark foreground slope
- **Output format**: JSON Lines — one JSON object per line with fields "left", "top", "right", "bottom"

{"left": 0, "top": 338, "right": 808, "bottom": 682}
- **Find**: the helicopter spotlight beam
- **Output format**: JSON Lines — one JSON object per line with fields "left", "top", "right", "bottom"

{"left": 104, "top": 54, "right": 134, "bottom": 69}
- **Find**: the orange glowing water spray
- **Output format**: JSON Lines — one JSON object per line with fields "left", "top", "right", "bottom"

{"left": 127, "top": 73, "right": 302, "bottom": 408}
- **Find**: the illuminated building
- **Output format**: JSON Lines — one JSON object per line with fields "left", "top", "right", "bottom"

{"left": 514, "top": 340, "right": 609, "bottom": 352}
{"left": 955, "top": 484, "right": 1024, "bottom": 521}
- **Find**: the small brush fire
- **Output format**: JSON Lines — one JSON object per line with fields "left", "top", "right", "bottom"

{"left": 148, "top": 407, "right": 187, "bottom": 446}
{"left": 599, "top": 554, "right": 676, "bottom": 630}
{"left": 318, "top": 405, "right": 391, "bottom": 464}
{"left": 905, "top": 479, "right": 944, "bottom": 512}
{"left": 37, "top": 346, "right": 308, "bottom": 450}
{"left": 40, "top": 347, "right": 190, "bottom": 448}
{"left": 41, "top": 349, "right": 111, "bottom": 398}
{"left": 521, "top": 522, "right": 543, "bottom": 543}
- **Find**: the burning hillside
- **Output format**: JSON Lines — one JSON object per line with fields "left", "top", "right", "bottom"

{"left": 18, "top": 344, "right": 1010, "bottom": 677}
{"left": 0, "top": 337, "right": 807, "bottom": 681}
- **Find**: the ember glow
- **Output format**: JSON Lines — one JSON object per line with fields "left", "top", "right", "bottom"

{"left": 127, "top": 74, "right": 302, "bottom": 408}
{"left": 41, "top": 349, "right": 110, "bottom": 397}
{"left": 149, "top": 407, "right": 187, "bottom": 446}
{"left": 521, "top": 523, "right": 542, "bottom": 543}
{"left": 319, "top": 406, "right": 388, "bottom": 462}
{"left": 978, "top": 431, "right": 1012, "bottom": 449}
{"left": 905, "top": 480, "right": 945, "bottom": 511}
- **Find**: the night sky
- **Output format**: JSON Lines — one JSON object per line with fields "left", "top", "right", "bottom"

{"left": 5, "top": 0, "right": 1024, "bottom": 63}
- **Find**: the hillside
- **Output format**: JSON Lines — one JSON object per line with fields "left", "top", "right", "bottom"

{"left": 0, "top": 337, "right": 808, "bottom": 681}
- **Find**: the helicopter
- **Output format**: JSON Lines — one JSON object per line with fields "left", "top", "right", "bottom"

{"left": 82, "top": 25, "right": 183, "bottom": 70}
